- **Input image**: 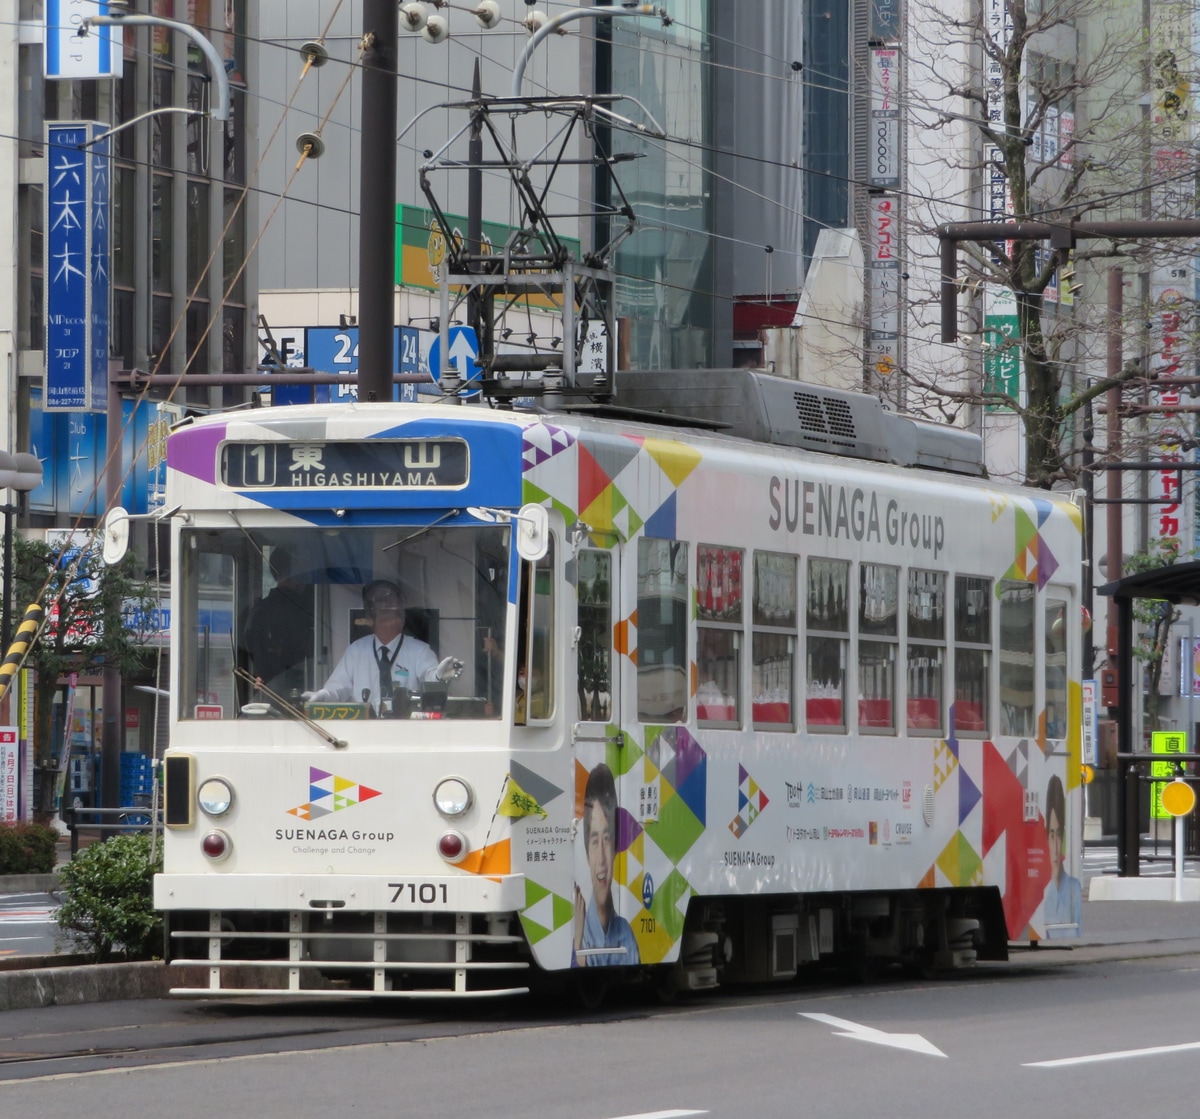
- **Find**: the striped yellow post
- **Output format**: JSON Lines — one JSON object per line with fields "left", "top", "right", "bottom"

{"left": 0, "top": 603, "right": 44, "bottom": 706}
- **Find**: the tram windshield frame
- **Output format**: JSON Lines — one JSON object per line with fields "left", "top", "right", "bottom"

{"left": 177, "top": 522, "right": 512, "bottom": 722}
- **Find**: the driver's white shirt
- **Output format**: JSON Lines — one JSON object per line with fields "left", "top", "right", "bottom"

{"left": 311, "top": 631, "right": 439, "bottom": 709}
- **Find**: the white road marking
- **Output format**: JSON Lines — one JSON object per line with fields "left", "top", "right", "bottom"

{"left": 1025, "top": 1040, "right": 1200, "bottom": 1068}
{"left": 607, "top": 1113, "right": 707, "bottom": 1119}
{"left": 800, "top": 1012, "right": 948, "bottom": 1058}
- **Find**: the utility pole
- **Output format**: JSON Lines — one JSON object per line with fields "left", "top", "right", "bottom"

{"left": 357, "top": 1, "right": 398, "bottom": 403}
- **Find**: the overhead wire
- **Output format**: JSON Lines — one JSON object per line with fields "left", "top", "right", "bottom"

{"left": 11, "top": 5, "right": 1182, "bottom": 426}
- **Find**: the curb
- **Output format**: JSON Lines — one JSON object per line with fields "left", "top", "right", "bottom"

{"left": 5, "top": 939, "right": 1200, "bottom": 1012}
{"left": 0, "top": 873, "right": 60, "bottom": 895}
{"left": 0, "top": 961, "right": 196, "bottom": 1010}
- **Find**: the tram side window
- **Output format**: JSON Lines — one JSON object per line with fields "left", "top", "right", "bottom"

{"left": 637, "top": 538, "right": 689, "bottom": 723}
{"left": 858, "top": 563, "right": 898, "bottom": 733}
{"left": 752, "top": 551, "right": 797, "bottom": 730}
{"left": 181, "top": 550, "right": 237, "bottom": 718}
{"left": 906, "top": 568, "right": 946, "bottom": 735}
{"left": 1044, "top": 597, "right": 1068, "bottom": 741}
{"left": 806, "top": 557, "right": 849, "bottom": 730}
{"left": 999, "top": 580, "right": 1036, "bottom": 736}
{"left": 577, "top": 550, "right": 612, "bottom": 722}
{"left": 516, "top": 542, "right": 555, "bottom": 724}
{"left": 696, "top": 545, "right": 743, "bottom": 728}
{"left": 954, "top": 575, "right": 992, "bottom": 735}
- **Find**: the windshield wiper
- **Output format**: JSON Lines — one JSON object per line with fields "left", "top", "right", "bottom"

{"left": 234, "top": 667, "right": 347, "bottom": 749}
{"left": 383, "top": 509, "right": 461, "bottom": 552}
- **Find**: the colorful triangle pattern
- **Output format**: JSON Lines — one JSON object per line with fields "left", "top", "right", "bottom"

{"left": 729, "top": 763, "right": 769, "bottom": 838}
{"left": 288, "top": 766, "right": 381, "bottom": 819}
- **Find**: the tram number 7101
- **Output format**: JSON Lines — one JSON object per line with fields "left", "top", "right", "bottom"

{"left": 389, "top": 882, "right": 449, "bottom": 905}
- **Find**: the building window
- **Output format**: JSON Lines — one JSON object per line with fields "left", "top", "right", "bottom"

{"left": 187, "top": 180, "right": 210, "bottom": 287}
{"left": 223, "top": 305, "right": 245, "bottom": 377}
{"left": 225, "top": 88, "right": 247, "bottom": 184}
{"left": 152, "top": 174, "right": 173, "bottom": 290}
{"left": 907, "top": 568, "right": 946, "bottom": 735}
{"left": 152, "top": 66, "right": 174, "bottom": 166}
{"left": 186, "top": 301, "right": 210, "bottom": 373}
{"left": 223, "top": 188, "right": 246, "bottom": 302}
{"left": 752, "top": 551, "right": 796, "bottom": 729}
{"left": 806, "top": 557, "right": 849, "bottom": 730}
{"left": 152, "top": 295, "right": 174, "bottom": 375}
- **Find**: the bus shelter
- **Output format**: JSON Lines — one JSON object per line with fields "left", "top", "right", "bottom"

{"left": 1098, "top": 560, "right": 1200, "bottom": 875}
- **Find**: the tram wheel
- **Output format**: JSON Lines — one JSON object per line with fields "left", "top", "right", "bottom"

{"left": 651, "top": 968, "right": 681, "bottom": 1005}
{"left": 574, "top": 970, "right": 610, "bottom": 1011}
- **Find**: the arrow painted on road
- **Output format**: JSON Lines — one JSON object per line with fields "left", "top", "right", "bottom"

{"left": 800, "top": 1012, "right": 947, "bottom": 1058}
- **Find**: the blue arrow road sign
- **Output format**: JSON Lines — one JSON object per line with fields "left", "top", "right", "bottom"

{"left": 427, "top": 326, "right": 481, "bottom": 396}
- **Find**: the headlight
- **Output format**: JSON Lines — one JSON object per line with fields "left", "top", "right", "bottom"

{"left": 197, "top": 777, "right": 235, "bottom": 817}
{"left": 433, "top": 777, "right": 472, "bottom": 817}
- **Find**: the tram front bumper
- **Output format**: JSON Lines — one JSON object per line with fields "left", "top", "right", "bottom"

{"left": 155, "top": 871, "right": 526, "bottom": 914}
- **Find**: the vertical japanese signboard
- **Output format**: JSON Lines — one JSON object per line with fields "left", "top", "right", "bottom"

{"left": 869, "top": 49, "right": 901, "bottom": 188}
{"left": 1080, "top": 680, "right": 1097, "bottom": 767}
{"left": 1148, "top": 2, "right": 1195, "bottom": 551}
{"left": 1151, "top": 730, "right": 1188, "bottom": 819}
{"left": 868, "top": 194, "right": 900, "bottom": 379}
{"left": 90, "top": 123, "right": 110, "bottom": 413}
{"left": 985, "top": 0, "right": 1014, "bottom": 245}
{"left": 983, "top": 287, "right": 1020, "bottom": 408}
{"left": 45, "top": 121, "right": 110, "bottom": 412}
{"left": 0, "top": 728, "right": 17, "bottom": 823}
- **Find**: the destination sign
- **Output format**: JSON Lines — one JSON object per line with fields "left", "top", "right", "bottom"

{"left": 220, "top": 439, "right": 469, "bottom": 490}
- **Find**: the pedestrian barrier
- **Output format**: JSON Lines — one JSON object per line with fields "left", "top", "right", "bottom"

{"left": 1115, "top": 751, "right": 1200, "bottom": 874}
{"left": 64, "top": 804, "right": 162, "bottom": 857}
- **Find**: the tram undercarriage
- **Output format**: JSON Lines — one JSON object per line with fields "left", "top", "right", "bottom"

{"left": 163, "top": 886, "right": 1005, "bottom": 999}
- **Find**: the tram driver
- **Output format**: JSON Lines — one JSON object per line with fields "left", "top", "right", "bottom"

{"left": 303, "top": 580, "right": 461, "bottom": 715}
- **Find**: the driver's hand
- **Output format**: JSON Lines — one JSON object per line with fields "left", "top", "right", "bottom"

{"left": 435, "top": 656, "right": 463, "bottom": 682}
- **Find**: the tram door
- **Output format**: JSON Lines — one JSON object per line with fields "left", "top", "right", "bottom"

{"left": 573, "top": 546, "right": 638, "bottom": 966}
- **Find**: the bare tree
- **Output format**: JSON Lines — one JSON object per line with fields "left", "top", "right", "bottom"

{"left": 897, "top": 0, "right": 1194, "bottom": 486}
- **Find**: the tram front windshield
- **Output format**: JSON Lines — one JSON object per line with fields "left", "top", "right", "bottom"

{"left": 178, "top": 523, "right": 510, "bottom": 721}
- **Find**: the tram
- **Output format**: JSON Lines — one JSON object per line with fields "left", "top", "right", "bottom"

{"left": 155, "top": 371, "right": 1083, "bottom": 998}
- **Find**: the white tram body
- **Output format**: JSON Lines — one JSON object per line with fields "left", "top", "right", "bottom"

{"left": 156, "top": 380, "right": 1083, "bottom": 997}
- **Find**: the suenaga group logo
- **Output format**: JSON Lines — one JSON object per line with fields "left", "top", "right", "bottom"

{"left": 729, "top": 763, "right": 769, "bottom": 838}
{"left": 287, "top": 766, "right": 381, "bottom": 820}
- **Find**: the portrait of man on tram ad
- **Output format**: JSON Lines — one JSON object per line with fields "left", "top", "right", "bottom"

{"left": 573, "top": 761, "right": 640, "bottom": 967}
